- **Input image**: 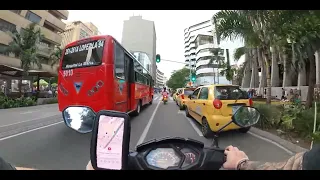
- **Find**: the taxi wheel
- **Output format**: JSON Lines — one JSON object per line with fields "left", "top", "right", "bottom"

{"left": 201, "top": 118, "right": 213, "bottom": 138}
{"left": 238, "top": 127, "right": 251, "bottom": 133}
{"left": 185, "top": 107, "right": 191, "bottom": 117}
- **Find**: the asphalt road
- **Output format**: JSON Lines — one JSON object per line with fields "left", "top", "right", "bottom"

{"left": 0, "top": 95, "right": 291, "bottom": 170}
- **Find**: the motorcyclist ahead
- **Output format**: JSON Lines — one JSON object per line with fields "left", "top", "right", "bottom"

{"left": 162, "top": 87, "right": 169, "bottom": 100}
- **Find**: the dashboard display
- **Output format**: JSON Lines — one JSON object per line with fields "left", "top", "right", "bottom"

{"left": 181, "top": 148, "right": 198, "bottom": 167}
{"left": 146, "top": 148, "right": 181, "bottom": 169}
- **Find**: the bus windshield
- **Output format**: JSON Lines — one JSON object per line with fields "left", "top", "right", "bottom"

{"left": 61, "top": 39, "right": 105, "bottom": 70}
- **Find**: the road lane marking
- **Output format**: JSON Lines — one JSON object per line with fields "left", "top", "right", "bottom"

{"left": 248, "top": 131, "right": 294, "bottom": 155}
{"left": 0, "top": 121, "right": 63, "bottom": 141}
{"left": 0, "top": 113, "right": 61, "bottom": 128}
{"left": 154, "top": 97, "right": 159, "bottom": 101}
{"left": 20, "top": 110, "right": 40, "bottom": 114}
{"left": 136, "top": 100, "right": 161, "bottom": 146}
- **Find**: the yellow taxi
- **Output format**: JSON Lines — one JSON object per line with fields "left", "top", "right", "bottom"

{"left": 176, "top": 87, "right": 196, "bottom": 110}
{"left": 173, "top": 88, "right": 182, "bottom": 101}
{"left": 184, "top": 84, "right": 253, "bottom": 138}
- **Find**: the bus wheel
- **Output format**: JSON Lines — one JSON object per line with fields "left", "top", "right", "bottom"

{"left": 149, "top": 96, "right": 153, "bottom": 105}
{"left": 132, "top": 101, "right": 141, "bottom": 116}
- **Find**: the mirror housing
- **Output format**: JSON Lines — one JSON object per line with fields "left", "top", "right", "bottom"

{"left": 188, "top": 94, "right": 192, "bottom": 99}
{"left": 232, "top": 106, "right": 260, "bottom": 128}
{"left": 62, "top": 106, "right": 96, "bottom": 133}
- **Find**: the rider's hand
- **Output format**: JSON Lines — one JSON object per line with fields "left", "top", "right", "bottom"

{"left": 223, "top": 145, "right": 249, "bottom": 170}
{"left": 86, "top": 160, "right": 94, "bottom": 170}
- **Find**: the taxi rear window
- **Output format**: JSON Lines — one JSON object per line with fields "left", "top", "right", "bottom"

{"left": 215, "top": 86, "right": 248, "bottom": 100}
{"left": 184, "top": 88, "right": 195, "bottom": 95}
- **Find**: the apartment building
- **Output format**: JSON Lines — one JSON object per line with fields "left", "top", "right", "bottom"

{"left": 121, "top": 16, "right": 157, "bottom": 80}
{"left": 0, "top": 10, "right": 69, "bottom": 76}
{"left": 156, "top": 66, "right": 165, "bottom": 88}
{"left": 184, "top": 19, "right": 229, "bottom": 85}
{"left": 60, "top": 21, "right": 100, "bottom": 48}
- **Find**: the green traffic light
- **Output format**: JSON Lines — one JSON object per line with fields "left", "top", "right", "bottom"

{"left": 191, "top": 73, "right": 196, "bottom": 82}
{"left": 156, "top": 54, "right": 161, "bottom": 63}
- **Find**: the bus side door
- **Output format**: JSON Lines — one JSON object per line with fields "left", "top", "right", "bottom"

{"left": 124, "top": 53, "right": 133, "bottom": 111}
{"left": 114, "top": 42, "right": 128, "bottom": 112}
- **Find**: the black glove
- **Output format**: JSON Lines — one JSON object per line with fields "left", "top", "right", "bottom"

{"left": 0, "top": 156, "right": 16, "bottom": 170}
{"left": 302, "top": 143, "right": 320, "bottom": 170}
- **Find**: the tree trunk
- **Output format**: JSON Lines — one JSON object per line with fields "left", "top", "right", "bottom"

{"left": 262, "top": 46, "right": 272, "bottom": 104}
{"left": 250, "top": 48, "right": 259, "bottom": 88}
{"left": 257, "top": 47, "right": 266, "bottom": 95}
{"left": 241, "top": 52, "right": 251, "bottom": 88}
{"left": 282, "top": 48, "right": 292, "bottom": 87}
{"left": 271, "top": 46, "right": 280, "bottom": 87}
{"left": 306, "top": 56, "right": 316, "bottom": 108}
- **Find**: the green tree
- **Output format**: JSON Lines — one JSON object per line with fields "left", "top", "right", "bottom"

{"left": 49, "top": 46, "right": 62, "bottom": 68}
{"left": 6, "top": 23, "right": 44, "bottom": 95}
{"left": 167, "top": 68, "right": 190, "bottom": 90}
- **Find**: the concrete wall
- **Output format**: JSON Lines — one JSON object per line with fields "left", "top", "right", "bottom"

{"left": 121, "top": 16, "right": 157, "bottom": 80}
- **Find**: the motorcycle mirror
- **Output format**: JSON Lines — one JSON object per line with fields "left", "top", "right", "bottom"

{"left": 62, "top": 106, "right": 96, "bottom": 133}
{"left": 232, "top": 106, "right": 261, "bottom": 128}
{"left": 211, "top": 106, "right": 261, "bottom": 148}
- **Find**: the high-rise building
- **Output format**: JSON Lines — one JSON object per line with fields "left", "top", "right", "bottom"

{"left": 121, "top": 16, "right": 157, "bottom": 80}
{"left": 60, "top": 21, "right": 100, "bottom": 48}
{"left": 156, "top": 66, "right": 165, "bottom": 88}
{"left": 0, "top": 10, "right": 69, "bottom": 76}
{"left": 184, "top": 19, "right": 229, "bottom": 85}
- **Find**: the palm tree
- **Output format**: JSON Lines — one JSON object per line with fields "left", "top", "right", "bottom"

{"left": 6, "top": 23, "right": 44, "bottom": 95}
{"left": 49, "top": 46, "right": 62, "bottom": 68}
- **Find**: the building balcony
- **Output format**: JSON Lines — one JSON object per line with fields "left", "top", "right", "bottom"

{"left": 196, "top": 43, "right": 215, "bottom": 54}
{"left": 52, "top": 10, "right": 69, "bottom": 20}
{"left": 36, "top": 43, "right": 54, "bottom": 57}
{"left": 0, "top": 11, "right": 62, "bottom": 45}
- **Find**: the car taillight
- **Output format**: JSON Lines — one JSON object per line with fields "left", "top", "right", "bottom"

{"left": 249, "top": 98, "right": 253, "bottom": 106}
{"left": 181, "top": 95, "right": 185, "bottom": 99}
{"left": 213, "top": 99, "right": 222, "bottom": 109}
{"left": 164, "top": 96, "right": 167, "bottom": 98}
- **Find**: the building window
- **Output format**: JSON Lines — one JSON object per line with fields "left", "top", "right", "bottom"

{"left": 0, "top": 19, "right": 16, "bottom": 33}
{"left": 0, "top": 44, "right": 9, "bottom": 56}
{"left": 114, "top": 43, "right": 125, "bottom": 79}
{"left": 25, "top": 11, "right": 41, "bottom": 24}
{"left": 10, "top": 10, "right": 21, "bottom": 15}
{"left": 79, "top": 29, "right": 88, "bottom": 39}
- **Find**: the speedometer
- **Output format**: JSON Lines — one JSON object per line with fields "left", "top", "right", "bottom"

{"left": 146, "top": 148, "right": 181, "bottom": 169}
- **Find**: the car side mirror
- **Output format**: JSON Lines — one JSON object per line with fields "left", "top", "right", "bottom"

{"left": 188, "top": 95, "right": 192, "bottom": 99}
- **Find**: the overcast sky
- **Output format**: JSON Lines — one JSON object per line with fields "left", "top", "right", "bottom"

{"left": 65, "top": 10, "right": 244, "bottom": 78}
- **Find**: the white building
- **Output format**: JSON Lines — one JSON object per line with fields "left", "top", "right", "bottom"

{"left": 184, "top": 20, "right": 230, "bottom": 86}
{"left": 156, "top": 66, "right": 165, "bottom": 88}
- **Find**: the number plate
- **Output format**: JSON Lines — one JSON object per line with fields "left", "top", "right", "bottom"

{"left": 232, "top": 106, "right": 241, "bottom": 115}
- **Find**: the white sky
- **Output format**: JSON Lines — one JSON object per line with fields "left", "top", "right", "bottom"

{"left": 65, "top": 10, "right": 245, "bottom": 78}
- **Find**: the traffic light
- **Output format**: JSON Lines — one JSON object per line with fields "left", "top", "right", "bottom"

{"left": 156, "top": 54, "right": 161, "bottom": 63}
{"left": 191, "top": 73, "right": 196, "bottom": 82}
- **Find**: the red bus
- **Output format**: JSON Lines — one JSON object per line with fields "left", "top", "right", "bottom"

{"left": 58, "top": 35, "right": 154, "bottom": 116}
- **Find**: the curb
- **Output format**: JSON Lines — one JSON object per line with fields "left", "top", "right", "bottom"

{"left": 250, "top": 127, "right": 308, "bottom": 154}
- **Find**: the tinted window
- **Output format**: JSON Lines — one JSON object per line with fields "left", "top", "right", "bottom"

{"left": 199, "top": 87, "right": 209, "bottom": 99}
{"left": 0, "top": 19, "right": 16, "bottom": 33}
{"left": 114, "top": 43, "right": 125, "bottom": 79}
{"left": 215, "top": 86, "right": 248, "bottom": 100}
{"left": 191, "top": 88, "right": 201, "bottom": 99}
{"left": 184, "top": 88, "right": 195, "bottom": 95}
{"left": 25, "top": 11, "right": 41, "bottom": 24}
{"left": 0, "top": 43, "right": 9, "bottom": 56}
{"left": 62, "top": 39, "right": 105, "bottom": 69}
